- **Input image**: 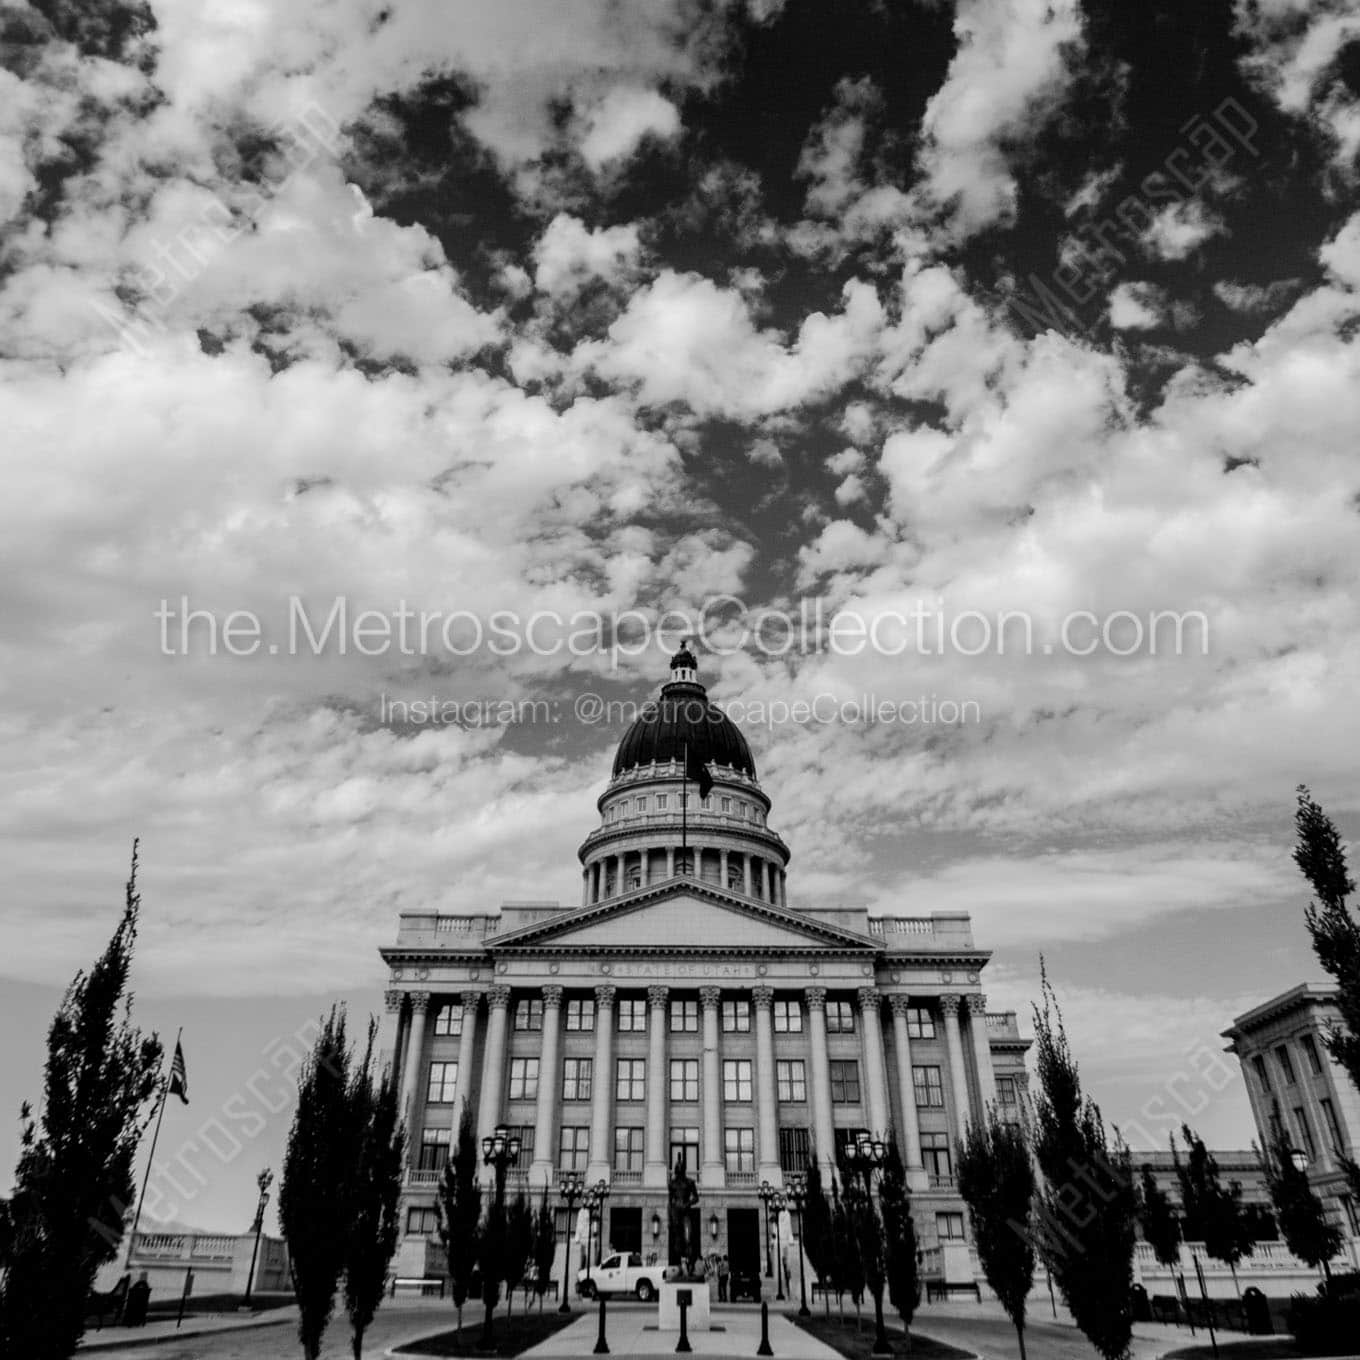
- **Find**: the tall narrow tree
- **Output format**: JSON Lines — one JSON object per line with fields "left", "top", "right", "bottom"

{"left": 343, "top": 1022, "right": 406, "bottom": 1360}
{"left": 436, "top": 1102, "right": 482, "bottom": 1336}
{"left": 1262, "top": 1132, "right": 1341, "bottom": 1281}
{"left": 280, "top": 1007, "right": 359, "bottom": 1360}
{"left": 503, "top": 1192, "right": 534, "bottom": 1320}
{"left": 532, "top": 1184, "right": 557, "bottom": 1312}
{"left": 801, "top": 1158, "right": 835, "bottom": 1316}
{"left": 1138, "top": 1164, "right": 1184, "bottom": 1294}
{"left": 1031, "top": 965, "right": 1137, "bottom": 1360}
{"left": 1173, "top": 1126, "right": 1253, "bottom": 1294}
{"left": 0, "top": 842, "right": 163, "bottom": 1360}
{"left": 879, "top": 1139, "right": 921, "bottom": 1348}
{"left": 957, "top": 1110, "right": 1037, "bottom": 1360}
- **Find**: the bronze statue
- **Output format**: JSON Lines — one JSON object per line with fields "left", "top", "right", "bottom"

{"left": 667, "top": 1152, "right": 700, "bottom": 1273}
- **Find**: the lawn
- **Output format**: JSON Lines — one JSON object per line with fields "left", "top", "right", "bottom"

{"left": 790, "top": 1312, "right": 973, "bottom": 1359}
{"left": 392, "top": 1310, "right": 577, "bottom": 1357}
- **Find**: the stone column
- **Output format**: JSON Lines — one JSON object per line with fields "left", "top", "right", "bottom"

{"left": 964, "top": 993, "right": 998, "bottom": 1119}
{"left": 451, "top": 990, "right": 481, "bottom": 1135}
{"left": 582, "top": 870, "right": 590, "bottom": 905}
{"left": 380, "top": 988, "right": 404, "bottom": 1088}
{"left": 667, "top": 846, "right": 675, "bottom": 878}
{"left": 700, "top": 986, "right": 725, "bottom": 1187}
{"left": 887, "top": 997, "right": 928, "bottom": 1191}
{"left": 477, "top": 985, "right": 512, "bottom": 1149}
{"left": 805, "top": 987, "right": 836, "bottom": 1175}
{"left": 720, "top": 849, "right": 730, "bottom": 890}
{"left": 743, "top": 856, "right": 753, "bottom": 897}
{"left": 778, "top": 871, "right": 787, "bottom": 907}
{"left": 586, "top": 985, "right": 616, "bottom": 1183}
{"left": 753, "top": 986, "right": 781, "bottom": 1183}
{"left": 645, "top": 985, "right": 669, "bottom": 1187}
{"left": 532, "top": 986, "right": 564, "bottom": 1185}
{"left": 399, "top": 991, "right": 433, "bottom": 1145}
{"left": 765, "top": 861, "right": 775, "bottom": 902}
{"left": 857, "top": 987, "right": 891, "bottom": 1135}
{"left": 940, "top": 994, "right": 973, "bottom": 1138}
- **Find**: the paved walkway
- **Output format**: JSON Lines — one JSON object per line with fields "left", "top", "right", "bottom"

{"left": 80, "top": 1307, "right": 298, "bottom": 1352}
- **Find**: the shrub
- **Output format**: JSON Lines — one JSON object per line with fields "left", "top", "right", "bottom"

{"left": 1287, "top": 1291, "right": 1360, "bottom": 1354}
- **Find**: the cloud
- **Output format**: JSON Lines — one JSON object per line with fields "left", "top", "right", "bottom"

{"left": 576, "top": 86, "right": 682, "bottom": 171}
{"left": 532, "top": 214, "right": 644, "bottom": 296}
{"left": 1110, "top": 281, "right": 1168, "bottom": 330}
{"left": 1140, "top": 200, "right": 1225, "bottom": 260}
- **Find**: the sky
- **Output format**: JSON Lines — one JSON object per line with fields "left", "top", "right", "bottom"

{"left": 2, "top": 0, "right": 1360, "bottom": 1232}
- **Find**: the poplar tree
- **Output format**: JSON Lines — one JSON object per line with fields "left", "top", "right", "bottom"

{"left": 1031, "top": 965, "right": 1137, "bottom": 1360}
{"left": 436, "top": 1102, "right": 482, "bottom": 1336}
{"left": 801, "top": 1158, "right": 835, "bottom": 1316}
{"left": 879, "top": 1139, "right": 921, "bottom": 1345}
{"left": 957, "top": 1110, "right": 1037, "bottom": 1360}
{"left": 0, "top": 842, "right": 163, "bottom": 1360}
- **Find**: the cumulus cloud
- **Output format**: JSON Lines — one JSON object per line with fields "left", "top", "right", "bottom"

{"left": 1109, "top": 281, "right": 1168, "bottom": 329}
{"left": 576, "top": 86, "right": 682, "bottom": 171}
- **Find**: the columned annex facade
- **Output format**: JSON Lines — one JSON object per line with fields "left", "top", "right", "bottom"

{"left": 380, "top": 648, "right": 1029, "bottom": 1286}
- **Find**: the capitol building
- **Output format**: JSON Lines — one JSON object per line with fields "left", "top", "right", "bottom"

{"left": 380, "top": 646, "right": 1029, "bottom": 1288}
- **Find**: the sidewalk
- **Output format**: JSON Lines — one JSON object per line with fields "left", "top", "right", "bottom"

{"left": 79, "top": 1306, "right": 299, "bottom": 1351}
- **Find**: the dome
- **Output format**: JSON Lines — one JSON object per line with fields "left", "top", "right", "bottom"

{"left": 611, "top": 649, "right": 756, "bottom": 780}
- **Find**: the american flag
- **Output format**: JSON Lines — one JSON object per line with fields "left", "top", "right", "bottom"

{"left": 168, "top": 1039, "right": 189, "bottom": 1105}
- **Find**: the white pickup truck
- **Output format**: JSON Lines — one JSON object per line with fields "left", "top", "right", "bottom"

{"left": 577, "top": 1251, "right": 668, "bottom": 1301}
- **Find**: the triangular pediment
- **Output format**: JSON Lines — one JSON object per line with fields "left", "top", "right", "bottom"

{"left": 488, "top": 880, "right": 878, "bottom": 954}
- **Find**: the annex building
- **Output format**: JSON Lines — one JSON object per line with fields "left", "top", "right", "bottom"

{"left": 379, "top": 646, "right": 1029, "bottom": 1288}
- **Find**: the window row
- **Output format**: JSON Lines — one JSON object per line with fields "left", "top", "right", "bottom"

{"left": 604, "top": 794, "right": 765, "bottom": 822}
{"left": 429, "top": 1057, "right": 963, "bottom": 1111}
{"left": 1252, "top": 1034, "right": 1327, "bottom": 1095}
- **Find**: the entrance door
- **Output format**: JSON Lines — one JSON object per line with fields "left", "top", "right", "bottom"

{"left": 726, "top": 1207, "right": 760, "bottom": 1287}
{"left": 610, "top": 1206, "right": 642, "bottom": 1256}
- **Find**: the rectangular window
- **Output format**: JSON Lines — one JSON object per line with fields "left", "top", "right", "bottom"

{"left": 724, "top": 1127, "right": 755, "bottom": 1174}
{"left": 722, "top": 999, "right": 751, "bottom": 1033}
{"left": 427, "top": 1060, "right": 458, "bottom": 1103}
{"left": 657, "top": 794, "right": 668, "bottom": 810}
{"left": 825, "top": 1000, "right": 856, "bottom": 1033}
{"left": 433, "top": 1003, "right": 463, "bottom": 1037}
{"left": 913, "top": 1065, "right": 944, "bottom": 1108}
{"left": 636, "top": 796, "right": 648, "bottom": 814}
{"left": 616, "top": 1058, "right": 646, "bottom": 1101}
{"left": 407, "top": 1206, "right": 439, "bottom": 1234}
{"left": 508, "top": 1057, "right": 539, "bottom": 1101}
{"left": 723, "top": 1059, "right": 753, "bottom": 1102}
{"left": 566, "top": 998, "right": 595, "bottom": 1032}
{"left": 507, "top": 1125, "right": 534, "bottom": 1165}
{"left": 1269, "top": 1109, "right": 1286, "bottom": 1147}
{"left": 559, "top": 1125, "right": 589, "bottom": 1173}
{"left": 562, "top": 1057, "right": 593, "bottom": 1101}
{"left": 773, "top": 999, "right": 802, "bottom": 1033}
{"left": 1252, "top": 1055, "right": 1272, "bottom": 1093}
{"left": 1300, "top": 1033, "right": 1324, "bottom": 1076}
{"left": 721, "top": 796, "right": 732, "bottom": 812}
{"left": 834, "top": 1127, "right": 868, "bottom": 1164}
{"left": 670, "top": 999, "right": 699, "bottom": 1032}
{"left": 1277, "top": 1045, "right": 1297, "bottom": 1085}
{"left": 1320, "top": 1098, "right": 1344, "bottom": 1152}
{"left": 419, "top": 1127, "right": 450, "bottom": 1171}
{"left": 906, "top": 1007, "right": 935, "bottom": 1040}
{"left": 617, "top": 998, "right": 648, "bottom": 1032}
{"left": 1293, "top": 1106, "right": 1317, "bottom": 1160}
{"left": 830, "top": 1060, "right": 861, "bottom": 1104}
{"left": 921, "top": 1131, "right": 952, "bottom": 1179}
{"left": 514, "top": 998, "right": 543, "bottom": 1031}
{"left": 997, "top": 1075, "right": 1018, "bottom": 1106}
{"left": 670, "top": 1058, "right": 700, "bottom": 1103}
{"left": 778, "top": 1126, "right": 811, "bottom": 1174}
{"left": 670, "top": 1126, "right": 700, "bottom": 1173}
{"left": 936, "top": 1211, "right": 966, "bottom": 1241}
{"left": 776, "top": 1059, "right": 806, "bottom": 1103}
{"left": 614, "top": 1127, "right": 644, "bottom": 1174}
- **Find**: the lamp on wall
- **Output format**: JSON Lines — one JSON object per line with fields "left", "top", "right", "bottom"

{"left": 651, "top": 1212, "right": 662, "bottom": 1240}
{"left": 709, "top": 1213, "right": 720, "bottom": 1240}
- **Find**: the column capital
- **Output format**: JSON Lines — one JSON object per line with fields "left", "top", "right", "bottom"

{"left": 542, "top": 984, "right": 565, "bottom": 1008}
{"left": 804, "top": 986, "right": 827, "bottom": 1011}
{"left": 595, "top": 984, "right": 617, "bottom": 1009}
{"left": 460, "top": 989, "right": 483, "bottom": 1011}
{"left": 939, "top": 992, "right": 962, "bottom": 1017}
{"left": 888, "top": 995, "right": 914, "bottom": 1019}
{"left": 965, "top": 992, "right": 988, "bottom": 1016}
{"left": 751, "top": 985, "right": 775, "bottom": 1010}
{"left": 856, "top": 986, "right": 881, "bottom": 1015}
{"left": 699, "top": 985, "right": 722, "bottom": 1009}
{"left": 487, "top": 984, "right": 512, "bottom": 1011}
{"left": 409, "top": 990, "right": 433, "bottom": 1013}
{"left": 647, "top": 985, "right": 670, "bottom": 1008}
{"left": 384, "top": 988, "right": 403, "bottom": 1014}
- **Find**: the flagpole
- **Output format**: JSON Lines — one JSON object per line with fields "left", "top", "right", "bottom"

{"left": 127, "top": 1026, "right": 179, "bottom": 1270}
{"left": 681, "top": 742, "right": 688, "bottom": 870}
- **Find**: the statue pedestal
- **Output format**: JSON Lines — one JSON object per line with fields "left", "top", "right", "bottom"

{"left": 659, "top": 1280, "right": 712, "bottom": 1331}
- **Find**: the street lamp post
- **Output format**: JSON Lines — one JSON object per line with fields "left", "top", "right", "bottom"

{"left": 243, "top": 1168, "right": 273, "bottom": 1308}
{"left": 582, "top": 1180, "right": 610, "bottom": 1294}
{"left": 757, "top": 1181, "right": 787, "bottom": 1300}
{"left": 757, "top": 1182, "right": 776, "bottom": 1279}
{"left": 480, "top": 1124, "right": 522, "bottom": 1347}
{"left": 842, "top": 1133, "right": 890, "bottom": 1356}
{"left": 557, "top": 1171, "right": 584, "bottom": 1314}
{"left": 784, "top": 1173, "right": 810, "bottom": 1318}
